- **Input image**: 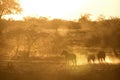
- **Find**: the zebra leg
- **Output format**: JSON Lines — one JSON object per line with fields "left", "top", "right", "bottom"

{"left": 98, "top": 57, "right": 102, "bottom": 63}
{"left": 74, "top": 59, "right": 77, "bottom": 65}
{"left": 92, "top": 59, "right": 94, "bottom": 63}
{"left": 67, "top": 60, "right": 69, "bottom": 65}
{"left": 103, "top": 57, "right": 105, "bottom": 62}
{"left": 72, "top": 60, "right": 75, "bottom": 66}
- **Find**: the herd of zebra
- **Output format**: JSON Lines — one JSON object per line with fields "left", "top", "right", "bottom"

{"left": 61, "top": 50, "right": 106, "bottom": 65}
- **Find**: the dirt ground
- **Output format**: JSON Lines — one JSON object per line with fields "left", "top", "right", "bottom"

{"left": 0, "top": 61, "right": 120, "bottom": 80}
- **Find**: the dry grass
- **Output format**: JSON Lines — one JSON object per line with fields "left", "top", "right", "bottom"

{"left": 0, "top": 60, "right": 120, "bottom": 80}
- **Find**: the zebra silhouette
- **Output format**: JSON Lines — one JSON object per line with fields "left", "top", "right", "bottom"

{"left": 97, "top": 51, "right": 106, "bottom": 62}
{"left": 87, "top": 54, "right": 95, "bottom": 63}
{"left": 61, "top": 50, "right": 76, "bottom": 65}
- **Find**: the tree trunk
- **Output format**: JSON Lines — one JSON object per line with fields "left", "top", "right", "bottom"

{"left": 0, "top": 15, "right": 2, "bottom": 20}
{"left": 15, "top": 45, "right": 19, "bottom": 59}
{"left": 26, "top": 46, "right": 31, "bottom": 58}
{"left": 26, "top": 42, "right": 33, "bottom": 58}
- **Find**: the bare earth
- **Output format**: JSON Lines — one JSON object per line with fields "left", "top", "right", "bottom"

{"left": 0, "top": 61, "right": 120, "bottom": 80}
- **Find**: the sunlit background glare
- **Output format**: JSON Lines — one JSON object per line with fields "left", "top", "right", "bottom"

{"left": 6, "top": 0, "right": 120, "bottom": 20}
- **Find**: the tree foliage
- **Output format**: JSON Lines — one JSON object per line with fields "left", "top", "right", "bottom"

{"left": 84, "top": 17, "right": 120, "bottom": 57}
{"left": 0, "top": 0, "right": 22, "bottom": 19}
{"left": 1, "top": 15, "right": 120, "bottom": 59}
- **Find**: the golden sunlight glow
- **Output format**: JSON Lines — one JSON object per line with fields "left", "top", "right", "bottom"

{"left": 105, "top": 56, "right": 120, "bottom": 64}
{"left": 76, "top": 55, "right": 120, "bottom": 65}
{"left": 10, "top": 0, "right": 119, "bottom": 21}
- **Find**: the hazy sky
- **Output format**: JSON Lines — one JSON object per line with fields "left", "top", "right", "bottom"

{"left": 8, "top": 0, "right": 120, "bottom": 20}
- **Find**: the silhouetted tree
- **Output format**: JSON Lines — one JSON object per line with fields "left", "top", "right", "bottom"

{"left": 104, "top": 18, "right": 120, "bottom": 57}
{"left": 97, "top": 15, "right": 105, "bottom": 21}
{"left": 78, "top": 14, "right": 91, "bottom": 23}
{"left": 25, "top": 26, "right": 48, "bottom": 58}
{"left": 5, "top": 28, "right": 26, "bottom": 58}
{"left": 85, "top": 17, "right": 120, "bottom": 57}
{"left": 0, "top": 20, "right": 7, "bottom": 56}
{"left": 0, "top": 0, "right": 22, "bottom": 19}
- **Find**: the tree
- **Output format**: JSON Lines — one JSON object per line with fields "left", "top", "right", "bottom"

{"left": 24, "top": 26, "right": 49, "bottom": 58}
{"left": 0, "top": 0, "right": 22, "bottom": 19}
{"left": 78, "top": 14, "right": 91, "bottom": 23}
{"left": 5, "top": 28, "right": 26, "bottom": 57}
{"left": 85, "top": 17, "right": 120, "bottom": 58}
{"left": 0, "top": 20, "right": 7, "bottom": 55}
{"left": 104, "top": 18, "right": 120, "bottom": 57}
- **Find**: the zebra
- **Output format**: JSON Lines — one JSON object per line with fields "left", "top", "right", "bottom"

{"left": 87, "top": 54, "right": 95, "bottom": 63}
{"left": 97, "top": 50, "right": 106, "bottom": 62}
{"left": 61, "top": 50, "right": 77, "bottom": 65}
